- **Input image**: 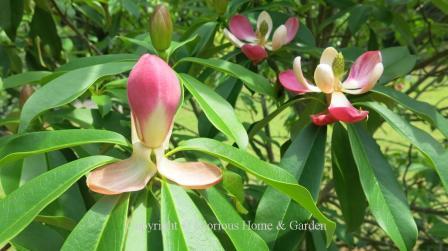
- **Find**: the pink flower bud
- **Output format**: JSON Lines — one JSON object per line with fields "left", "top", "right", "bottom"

{"left": 128, "top": 54, "right": 181, "bottom": 148}
{"left": 149, "top": 5, "right": 173, "bottom": 52}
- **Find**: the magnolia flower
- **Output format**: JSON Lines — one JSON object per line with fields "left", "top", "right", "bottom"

{"left": 87, "top": 54, "right": 222, "bottom": 195}
{"left": 223, "top": 11, "right": 299, "bottom": 64}
{"left": 278, "top": 47, "right": 384, "bottom": 125}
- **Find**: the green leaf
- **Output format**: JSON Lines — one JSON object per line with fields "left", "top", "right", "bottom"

{"left": 125, "top": 189, "right": 162, "bottom": 251}
{"left": 432, "top": 0, "right": 448, "bottom": 15}
{"left": 361, "top": 101, "right": 448, "bottom": 194}
{"left": 0, "top": 129, "right": 129, "bottom": 165}
{"left": 347, "top": 124, "right": 417, "bottom": 250}
{"left": 379, "top": 47, "right": 416, "bottom": 84}
{"left": 97, "top": 194, "right": 130, "bottom": 251}
{"left": 19, "top": 61, "right": 135, "bottom": 132}
{"left": 61, "top": 194, "right": 126, "bottom": 251}
{"left": 167, "top": 138, "right": 336, "bottom": 246}
{"left": 56, "top": 54, "right": 138, "bottom": 72}
{"left": 0, "top": 155, "right": 116, "bottom": 246}
{"left": 166, "top": 35, "right": 198, "bottom": 60}
{"left": 332, "top": 123, "right": 367, "bottom": 232}
{"left": 30, "top": 5, "right": 61, "bottom": 57}
{"left": 175, "top": 57, "right": 275, "bottom": 96}
{"left": 372, "top": 86, "right": 448, "bottom": 138}
{"left": 2, "top": 71, "right": 51, "bottom": 89}
{"left": 202, "top": 187, "right": 269, "bottom": 251}
{"left": 161, "top": 181, "right": 224, "bottom": 251}
{"left": 255, "top": 125, "right": 327, "bottom": 249}
{"left": 180, "top": 74, "right": 248, "bottom": 149}
{"left": 348, "top": 4, "right": 370, "bottom": 33}
{"left": 0, "top": 0, "right": 24, "bottom": 39}
{"left": 116, "top": 36, "right": 156, "bottom": 53}
{"left": 34, "top": 215, "right": 77, "bottom": 231}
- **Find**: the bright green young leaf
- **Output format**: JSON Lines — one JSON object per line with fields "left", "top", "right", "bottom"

{"left": 202, "top": 187, "right": 269, "bottom": 251}
{"left": 347, "top": 124, "right": 417, "bottom": 250}
{"left": 372, "top": 86, "right": 448, "bottom": 138}
{"left": 61, "top": 194, "right": 127, "bottom": 251}
{"left": 97, "top": 194, "right": 130, "bottom": 251}
{"left": 0, "top": 129, "right": 129, "bottom": 165}
{"left": 2, "top": 71, "right": 51, "bottom": 89}
{"left": 19, "top": 61, "right": 135, "bottom": 132}
{"left": 125, "top": 189, "right": 162, "bottom": 251}
{"left": 175, "top": 57, "right": 275, "bottom": 96}
{"left": 180, "top": 73, "right": 248, "bottom": 149}
{"left": 0, "top": 155, "right": 116, "bottom": 246}
{"left": 332, "top": 123, "right": 367, "bottom": 232}
{"left": 161, "top": 181, "right": 224, "bottom": 251}
{"left": 362, "top": 101, "right": 448, "bottom": 194}
{"left": 167, "top": 138, "right": 336, "bottom": 246}
{"left": 255, "top": 125, "right": 327, "bottom": 249}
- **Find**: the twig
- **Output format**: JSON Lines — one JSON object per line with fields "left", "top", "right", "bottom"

{"left": 260, "top": 96, "right": 274, "bottom": 162}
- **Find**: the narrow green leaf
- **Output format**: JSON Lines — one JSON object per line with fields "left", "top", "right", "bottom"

{"left": 203, "top": 187, "right": 269, "bottom": 251}
{"left": 379, "top": 47, "right": 416, "bottom": 84}
{"left": 372, "top": 86, "right": 448, "bottom": 138}
{"left": 180, "top": 74, "right": 248, "bottom": 149}
{"left": 166, "top": 35, "right": 198, "bottom": 60}
{"left": 167, "top": 138, "right": 336, "bottom": 246}
{"left": 61, "top": 194, "right": 125, "bottom": 251}
{"left": 255, "top": 125, "right": 327, "bottom": 249}
{"left": 56, "top": 54, "right": 138, "bottom": 72}
{"left": 0, "top": 129, "right": 129, "bottom": 165}
{"left": 161, "top": 181, "right": 224, "bottom": 251}
{"left": 34, "top": 215, "right": 77, "bottom": 231}
{"left": 362, "top": 101, "right": 448, "bottom": 194}
{"left": 2, "top": 71, "right": 51, "bottom": 89}
{"left": 19, "top": 61, "right": 135, "bottom": 132}
{"left": 0, "top": 155, "right": 116, "bottom": 246}
{"left": 97, "top": 194, "right": 130, "bottom": 251}
{"left": 332, "top": 123, "right": 367, "bottom": 232}
{"left": 175, "top": 57, "right": 275, "bottom": 96}
{"left": 347, "top": 124, "right": 417, "bottom": 250}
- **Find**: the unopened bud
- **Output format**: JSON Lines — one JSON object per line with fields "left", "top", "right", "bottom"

{"left": 149, "top": 5, "right": 173, "bottom": 52}
{"left": 332, "top": 52, "right": 345, "bottom": 78}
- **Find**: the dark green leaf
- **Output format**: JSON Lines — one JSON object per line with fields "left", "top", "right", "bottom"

{"left": 379, "top": 47, "right": 416, "bottom": 84}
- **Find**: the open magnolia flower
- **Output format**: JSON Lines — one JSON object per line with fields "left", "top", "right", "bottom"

{"left": 223, "top": 11, "right": 299, "bottom": 64}
{"left": 87, "top": 54, "right": 222, "bottom": 195}
{"left": 279, "top": 47, "right": 384, "bottom": 126}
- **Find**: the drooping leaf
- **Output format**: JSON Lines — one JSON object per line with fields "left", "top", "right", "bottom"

{"left": 175, "top": 57, "right": 275, "bottom": 96}
{"left": 372, "top": 86, "right": 448, "bottom": 138}
{"left": 167, "top": 138, "right": 336, "bottom": 246}
{"left": 180, "top": 74, "right": 248, "bottom": 149}
{"left": 161, "top": 181, "right": 224, "bottom": 251}
{"left": 202, "top": 187, "right": 269, "bottom": 251}
{"left": 0, "top": 155, "right": 116, "bottom": 246}
{"left": 362, "top": 101, "right": 448, "bottom": 194}
{"left": 347, "top": 124, "right": 417, "bottom": 250}
{"left": 0, "top": 129, "right": 129, "bottom": 165}
{"left": 19, "top": 62, "right": 135, "bottom": 132}
{"left": 332, "top": 123, "right": 367, "bottom": 232}
{"left": 255, "top": 125, "right": 327, "bottom": 249}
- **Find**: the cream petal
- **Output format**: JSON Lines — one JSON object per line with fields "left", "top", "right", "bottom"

{"left": 157, "top": 158, "right": 222, "bottom": 189}
{"left": 314, "top": 64, "right": 335, "bottom": 93}
{"left": 293, "top": 57, "right": 321, "bottom": 92}
{"left": 320, "top": 47, "right": 338, "bottom": 65}
{"left": 271, "top": 25, "right": 287, "bottom": 51}
{"left": 257, "top": 11, "right": 273, "bottom": 40}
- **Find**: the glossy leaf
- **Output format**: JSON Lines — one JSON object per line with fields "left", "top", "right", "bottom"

{"left": 362, "top": 101, "right": 448, "bottom": 194}
{"left": 379, "top": 47, "right": 416, "bottom": 84}
{"left": 167, "top": 138, "right": 336, "bottom": 245}
{"left": 202, "top": 187, "right": 269, "bottom": 251}
{"left": 19, "top": 61, "right": 135, "bottom": 132}
{"left": 34, "top": 215, "right": 77, "bottom": 231}
{"left": 2, "top": 71, "right": 51, "bottom": 89}
{"left": 0, "top": 129, "right": 129, "bottom": 165}
{"left": 347, "top": 124, "right": 417, "bottom": 250}
{"left": 255, "top": 125, "right": 327, "bottom": 249}
{"left": 56, "top": 54, "right": 138, "bottom": 72}
{"left": 0, "top": 156, "right": 116, "bottom": 246}
{"left": 161, "top": 181, "right": 224, "bottom": 251}
{"left": 61, "top": 194, "right": 127, "bottom": 251}
{"left": 175, "top": 57, "right": 275, "bottom": 96}
{"left": 180, "top": 73, "right": 248, "bottom": 149}
{"left": 332, "top": 123, "right": 367, "bottom": 232}
{"left": 372, "top": 86, "right": 448, "bottom": 137}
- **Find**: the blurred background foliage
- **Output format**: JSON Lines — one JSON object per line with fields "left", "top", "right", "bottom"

{"left": 0, "top": 0, "right": 447, "bottom": 250}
